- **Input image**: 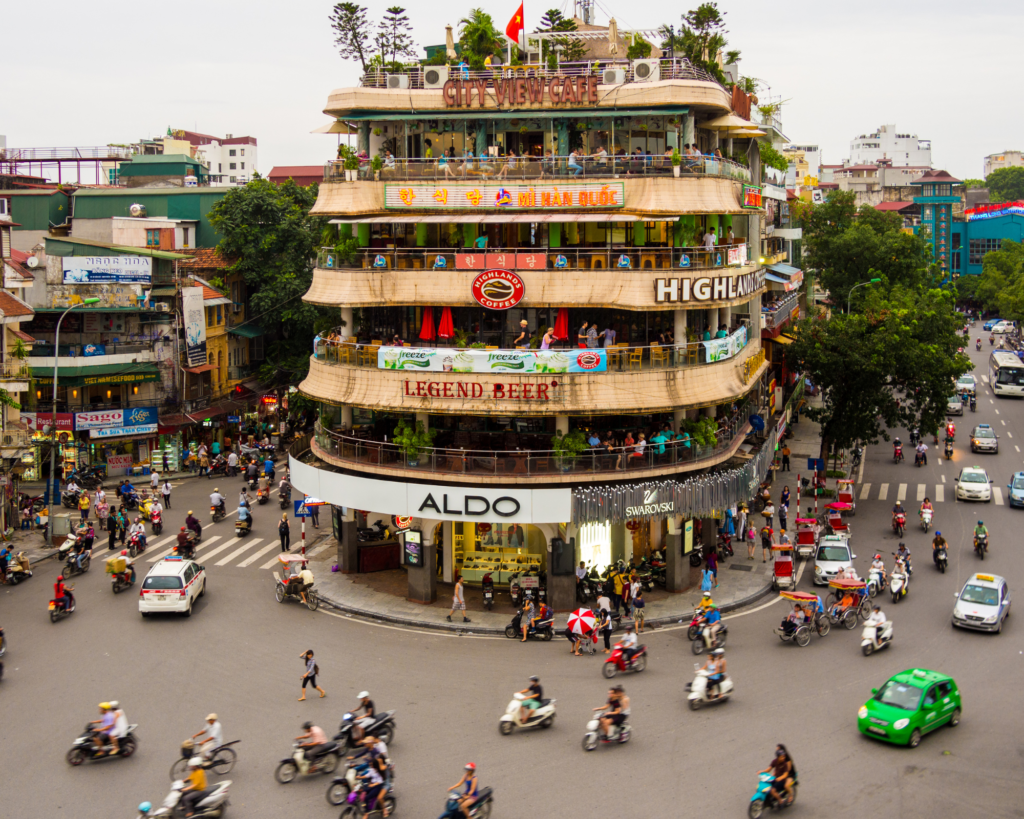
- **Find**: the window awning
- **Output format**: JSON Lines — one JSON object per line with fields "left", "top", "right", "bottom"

{"left": 149, "top": 287, "right": 177, "bottom": 297}
{"left": 765, "top": 272, "right": 790, "bottom": 285}
{"left": 183, "top": 364, "right": 216, "bottom": 374}
{"left": 227, "top": 325, "right": 264, "bottom": 339}
{"left": 768, "top": 263, "right": 802, "bottom": 276}
{"left": 329, "top": 214, "right": 677, "bottom": 224}
{"left": 767, "top": 333, "right": 796, "bottom": 345}
{"left": 204, "top": 296, "right": 233, "bottom": 307}
{"left": 31, "top": 363, "right": 161, "bottom": 387}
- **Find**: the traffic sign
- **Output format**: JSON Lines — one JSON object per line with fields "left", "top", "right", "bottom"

{"left": 293, "top": 500, "right": 311, "bottom": 517}
{"left": 807, "top": 458, "right": 825, "bottom": 472}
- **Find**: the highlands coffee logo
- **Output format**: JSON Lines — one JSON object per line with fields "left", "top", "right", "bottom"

{"left": 626, "top": 489, "right": 675, "bottom": 517}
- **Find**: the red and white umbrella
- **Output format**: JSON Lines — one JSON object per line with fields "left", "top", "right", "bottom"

{"left": 567, "top": 607, "right": 597, "bottom": 636}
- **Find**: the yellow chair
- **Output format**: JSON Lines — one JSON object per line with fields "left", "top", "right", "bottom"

{"left": 360, "top": 345, "right": 381, "bottom": 367}
{"left": 591, "top": 255, "right": 606, "bottom": 269}
{"left": 627, "top": 348, "right": 643, "bottom": 370}
{"left": 372, "top": 339, "right": 383, "bottom": 346}
{"left": 485, "top": 345, "right": 499, "bottom": 351}
{"left": 650, "top": 343, "right": 668, "bottom": 368}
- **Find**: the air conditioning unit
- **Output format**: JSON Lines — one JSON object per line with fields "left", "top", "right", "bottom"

{"left": 602, "top": 68, "right": 625, "bottom": 86}
{"left": 632, "top": 59, "right": 660, "bottom": 83}
{"left": 156, "top": 303, "right": 171, "bottom": 312}
{"left": 386, "top": 74, "right": 410, "bottom": 90}
{"left": 423, "top": 66, "right": 448, "bottom": 89}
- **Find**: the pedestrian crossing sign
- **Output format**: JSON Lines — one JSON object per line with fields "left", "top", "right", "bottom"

{"left": 294, "top": 501, "right": 311, "bottom": 517}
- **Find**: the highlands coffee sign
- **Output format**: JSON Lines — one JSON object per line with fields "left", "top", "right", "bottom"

{"left": 444, "top": 76, "right": 600, "bottom": 108}
{"left": 472, "top": 269, "right": 525, "bottom": 310}
{"left": 654, "top": 269, "right": 766, "bottom": 304}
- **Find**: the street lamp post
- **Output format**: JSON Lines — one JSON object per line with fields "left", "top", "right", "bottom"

{"left": 847, "top": 278, "right": 882, "bottom": 315}
{"left": 46, "top": 298, "right": 100, "bottom": 544}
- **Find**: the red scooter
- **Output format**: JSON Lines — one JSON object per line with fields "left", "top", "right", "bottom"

{"left": 892, "top": 512, "right": 906, "bottom": 538}
{"left": 602, "top": 642, "right": 648, "bottom": 678}
{"left": 150, "top": 509, "right": 163, "bottom": 535}
{"left": 127, "top": 531, "right": 147, "bottom": 558}
{"left": 687, "top": 609, "right": 707, "bottom": 641}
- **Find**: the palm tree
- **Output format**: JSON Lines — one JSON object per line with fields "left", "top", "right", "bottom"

{"left": 458, "top": 8, "right": 501, "bottom": 69}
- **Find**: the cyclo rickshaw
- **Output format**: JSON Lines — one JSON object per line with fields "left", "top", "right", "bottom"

{"left": 771, "top": 542, "right": 797, "bottom": 591}
{"left": 794, "top": 517, "right": 820, "bottom": 560}
{"left": 773, "top": 591, "right": 830, "bottom": 647}
{"left": 824, "top": 502, "right": 853, "bottom": 536}
{"left": 826, "top": 577, "right": 871, "bottom": 629}
{"left": 274, "top": 554, "right": 319, "bottom": 611}
{"left": 836, "top": 479, "right": 857, "bottom": 515}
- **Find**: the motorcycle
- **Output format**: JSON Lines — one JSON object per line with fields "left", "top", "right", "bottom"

{"left": 482, "top": 573, "right": 495, "bottom": 611}
{"left": 211, "top": 503, "right": 226, "bottom": 524}
{"left": 127, "top": 531, "right": 147, "bottom": 558}
{"left": 990, "top": 335, "right": 995, "bottom": 346}
{"left": 691, "top": 621, "right": 728, "bottom": 655}
{"left": 61, "top": 488, "right": 81, "bottom": 509}
{"left": 326, "top": 757, "right": 395, "bottom": 807}
{"left": 275, "top": 740, "right": 341, "bottom": 783}
{"left": 149, "top": 780, "right": 231, "bottom": 818}
{"left": 49, "top": 588, "right": 76, "bottom": 622}
{"left": 851, "top": 447, "right": 863, "bottom": 468}
{"left": 867, "top": 568, "right": 886, "bottom": 598}
{"left": 909, "top": 429, "right": 920, "bottom": 446}
{"left": 66, "top": 723, "right": 139, "bottom": 765}
{"left": 257, "top": 486, "right": 269, "bottom": 505}
{"left": 934, "top": 546, "right": 948, "bottom": 573}
{"left": 920, "top": 508, "right": 932, "bottom": 532}
{"left": 333, "top": 711, "right": 396, "bottom": 749}
{"left": 686, "top": 663, "right": 734, "bottom": 710}
{"left": 944, "top": 440, "right": 954, "bottom": 461}
{"left": 339, "top": 779, "right": 396, "bottom": 819}
{"left": 890, "top": 563, "right": 909, "bottom": 603}
{"left": 437, "top": 788, "right": 494, "bottom": 819}
{"left": 914, "top": 450, "right": 926, "bottom": 467}
{"left": 970, "top": 395, "right": 977, "bottom": 412}
{"left": 62, "top": 549, "right": 91, "bottom": 579}
{"left": 207, "top": 456, "right": 228, "bottom": 479}
{"left": 122, "top": 492, "right": 140, "bottom": 512}
{"left": 602, "top": 642, "right": 648, "bottom": 678}
{"left": 748, "top": 770, "right": 798, "bottom": 818}
{"left": 974, "top": 532, "right": 988, "bottom": 560}
{"left": 0, "top": 625, "right": 5, "bottom": 680}
{"left": 861, "top": 620, "right": 894, "bottom": 656}
{"left": 151, "top": 509, "right": 163, "bottom": 535}
{"left": 4, "top": 551, "right": 32, "bottom": 585}
{"left": 892, "top": 445, "right": 904, "bottom": 464}
{"left": 892, "top": 512, "right": 906, "bottom": 538}
{"left": 582, "top": 714, "right": 632, "bottom": 751}
{"left": 977, "top": 339, "right": 982, "bottom": 351}
{"left": 357, "top": 519, "right": 391, "bottom": 543}
{"left": 279, "top": 485, "right": 291, "bottom": 510}
{"left": 499, "top": 691, "right": 556, "bottom": 735}
{"left": 504, "top": 609, "right": 554, "bottom": 641}
{"left": 108, "top": 553, "right": 134, "bottom": 594}
{"left": 235, "top": 516, "right": 252, "bottom": 537}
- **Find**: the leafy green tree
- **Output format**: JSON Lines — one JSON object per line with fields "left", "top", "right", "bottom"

{"left": 976, "top": 240, "right": 1024, "bottom": 318}
{"left": 960, "top": 178, "right": 985, "bottom": 190}
{"left": 330, "top": 3, "right": 371, "bottom": 71}
{"left": 758, "top": 141, "right": 788, "bottom": 172}
{"left": 985, "top": 166, "right": 1024, "bottom": 203}
{"left": 378, "top": 6, "right": 418, "bottom": 68}
{"left": 208, "top": 177, "right": 334, "bottom": 387}
{"left": 786, "top": 286, "right": 969, "bottom": 460}
{"left": 458, "top": 8, "right": 503, "bottom": 70}
{"left": 677, "top": 3, "right": 728, "bottom": 83}
{"left": 537, "top": 9, "right": 587, "bottom": 63}
{"left": 626, "top": 33, "right": 653, "bottom": 60}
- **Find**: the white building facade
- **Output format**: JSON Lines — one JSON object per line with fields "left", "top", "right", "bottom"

{"left": 983, "top": 151, "right": 1024, "bottom": 178}
{"left": 846, "top": 124, "right": 931, "bottom": 168}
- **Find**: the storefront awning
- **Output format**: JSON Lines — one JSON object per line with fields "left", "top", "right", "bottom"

{"left": 767, "top": 333, "right": 795, "bottom": 344}
{"left": 768, "top": 263, "right": 802, "bottom": 277}
{"left": 330, "top": 214, "right": 678, "bottom": 224}
{"left": 32, "top": 363, "right": 161, "bottom": 387}
{"left": 183, "top": 364, "right": 216, "bottom": 374}
{"left": 227, "top": 325, "right": 265, "bottom": 339}
{"left": 764, "top": 272, "right": 790, "bottom": 285}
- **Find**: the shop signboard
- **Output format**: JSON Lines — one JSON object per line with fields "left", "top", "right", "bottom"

{"left": 701, "top": 325, "right": 748, "bottom": 364}
{"left": 75, "top": 407, "right": 158, "bottom": 431}
{"left": 182, "top": 286, "right": 207, "bottom": 367}
{"left": 741, "top": 185, "right": 763, "bottom": 209}
{"left": 381, "top": 347, "right": 605, "bottom": 374}
{"left": 654, "top": 269, "right": 765, "bottom": 304}
{"left": 227, "top": 416, "right": 241, "bottom": 423}
{"left": 385, "top": 182, "right": 624, "bottom": 211}
{"left": 62, "top": 255, "right": 152, "bottom": 284}
{"left": 727, "top": 244, "right": 748, "bottom": 266}
{"left": 107, "top": 454, "right": 134, "bottom": 471}
{"left": 471, "top": 269, "right": 525, "bottom": 310}
{"left": 443, "top": 75, "right": 600, "bottom": 108}
{"left": 23, "top": 412, "right": 74, "bottom": 431}
{"left": 83, "top": 343, "right": 106, "bottom": 357}
{"left": 402, "top": 378, "right": 558, "bottom": 401}
{"left": 402, "top": 529, "right": 422, "bottom": 567}
{"left": 91, "top": 423, "right": 157, "bottom": 439}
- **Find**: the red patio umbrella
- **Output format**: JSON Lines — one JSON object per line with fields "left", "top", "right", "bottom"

{"left": 552, "top": 309, "right": 569, "bottom": 341}
{"left": 437, "top": 306, "right": 455, "bottom": 339}
{"left": 418, "top": 306, "right": 436, "bottom": 341}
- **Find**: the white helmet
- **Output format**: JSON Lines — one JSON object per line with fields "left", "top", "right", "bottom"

{"left": 358, "top": 691, "right": 370, "bottom": 699}
{"left": 188, "top": 756, "right": 203, "bottom": 768}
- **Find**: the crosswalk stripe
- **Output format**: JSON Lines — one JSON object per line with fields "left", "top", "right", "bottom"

{"left": 859, "top": 483, "right": 871, "bottom": 499}
{"left": 198, "top": 537, "right": 242, "bottom": 561}
{"left": 993, "top": 487, "right": 1005, "bottom": 506}
{"left": 935, "top": 485, "right": 945, "bottom": 503}
{"left": 241, "top": 542, "right": 285, "bottom": 568}
{"left": 148, "top": 535, "right": 221, "bottom": 562}
{"left": 897, "top": 483, "right": 907, "bottom": 501}
{"left": 1009, "top": 432, "right": 1014, "bottom": 438}
{"left": 916, "top": 484, "right": 925, "bottom": 501}
{"left": 878, "top": 483, "right": 889, "bottom": 500}
{"left": 995, "top": 409, "right": 1000, "bottom": 415}
{"left": 983, "top": 375, "right": 990, "bottom": 383}
{"left": 215, "top": 537, "right": 265, "bottom": 567}
{"left": 1001, "top": 420, "right": 1006, "bottom": 426}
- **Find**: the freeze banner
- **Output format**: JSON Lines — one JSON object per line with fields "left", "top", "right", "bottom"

{"left": 702, "top": 326, "right": 748, "bottom": 363}
{"left": 62, "top": 256, "right": 152, "bottom": 284}
{"left": 182, "top": 286, "right": 208, "bottom": 367}
{"left": 378, "top": 347, "right": 607, "bottom": 373}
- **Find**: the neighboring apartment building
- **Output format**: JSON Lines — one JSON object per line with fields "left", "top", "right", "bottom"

{"left": 132, "top": 130, "right": 258, "bottom": 186}
{"left": 0, "top": 188, "right": 71, "bottom": 253}
{"left": 983, "top": 151, "right": 1024, "bottom": 178}
{"left": 846, "top": 124, "right": 932, "bottom": 168}
{"left": 291, "top": 51, "right": 784, "bottom": 608}
{"left": 910, "top": 169, "right": 961, "bottom": 276}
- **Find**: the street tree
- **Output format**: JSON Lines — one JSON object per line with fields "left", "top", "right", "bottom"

{"left": 985, "top": 166, "right": 1024, "bottom": 203}
{"left": 378, "top": 6, "right": 418, "bottom": 68}
{"left": 330, "top": 3, "right": 371, "bottom": 71}
{"left": 786, "top": 286, "right": 969, "bottom": 461}
{"left": 537, "top": 9, "right": 586, "bottom": 63}
{"left": 975, "top": 240, "right": 1024, "bottom": 319}
{"left": 677, "top": 3, "right": 729, "bottom": 82}
{"left": 208, "top": 177, "right": 333, "bottom": 387}
{"left": 458, "top": 8, "right": 503, "bottom": 69}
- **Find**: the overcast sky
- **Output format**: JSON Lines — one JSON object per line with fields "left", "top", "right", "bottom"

{"left": 2, "top": 0, "right": 1018, "bottom": 181}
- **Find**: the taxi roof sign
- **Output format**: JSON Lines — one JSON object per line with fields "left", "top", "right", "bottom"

{"left": 974, "top": 574, "right": 995, "bottom": 582}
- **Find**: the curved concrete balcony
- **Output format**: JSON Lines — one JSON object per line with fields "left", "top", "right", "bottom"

{"left": 299, "top": 340, "right": 767, "bottom": 417}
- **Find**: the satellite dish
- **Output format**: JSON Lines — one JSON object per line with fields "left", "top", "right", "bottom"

{"left": 26, "top": 256, "right": 39, "bottom": 269}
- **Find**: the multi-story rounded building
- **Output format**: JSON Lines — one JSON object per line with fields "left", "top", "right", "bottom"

{"left": 290, "top": 56, "right": 773, "bottom": 609}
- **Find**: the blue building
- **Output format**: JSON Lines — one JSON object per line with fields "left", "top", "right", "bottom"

{"left": 951, "top": 202, "right": 1024, "bottom": 277}
{"left": 910, "top": 169, "right": 962, "bottom": 276}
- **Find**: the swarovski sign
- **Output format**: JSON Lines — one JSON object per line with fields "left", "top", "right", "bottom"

{"left": 625, "top": 487, "right": 676, "bottom": 519}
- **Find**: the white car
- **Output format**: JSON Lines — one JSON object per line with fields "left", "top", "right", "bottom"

{"left": 813, "top": 536, "right": 857, "bottom": 585}
{"left": 140, "top": 556, "right": 206, "bottom": 617}
{"left": 991, "top": 321, "right": 1014, "bottom": 334}
{"left": 952, "top": 573, "right": 1011, "bottom": 633}
{"left": 956, "top": 374, "right": 977, "bottom": 394}
{"left": 946, "top": 395, "right": 964, "bottom": 416}
{"left": 955, "top": 466, "right": 992, "bottom": 502}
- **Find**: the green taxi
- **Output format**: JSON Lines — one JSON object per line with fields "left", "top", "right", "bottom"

{"left": 857, "top": 669, "right": 961, "bottom": 747}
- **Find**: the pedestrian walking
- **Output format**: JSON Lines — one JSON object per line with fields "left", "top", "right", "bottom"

{"left": 78, "top": 490, "right": 90, "bottom": 523}
{"left": 297, "top": 649, "right": 326, "bottom": 701}
{"left": 309, "top": 504, "right": 320, "bottom": 530}
{"left": 279, "top": 514, "right": 291, "bottom": 552}
{"left": 701, "top": 567, "right": 713, "bottom": 593}
{"left": 738, "top": 504, "right": 748, "bottom": 542}
{"left": 446, "top": 575, "right": 471, "bottom": 623}
{"left": 747, "top": 523, "right": 756, "bottom": 559}
{"left": 199, "top": 453, "right": 210, "bottom": 477}
{"left": 781, "top": 444, "right": 791, "bottom": 472}
{"left": 599, "top": 608, "right": 613, "bottom": 653}
{"left": 779, "top": 504, "right": 788, "bottom": 533}
{"left": 760, "top": 525, "right": 773, "bottom": 563}
{"left": 107, "top": 514, "right": 117, "bottom": 550}
{"left": 632, "top": 590, "right": 646, "bottom": 633}
{"left": 761, "top": 501, "right": 775, "bottom": 527}
{"left": 162, "top": 480, "right": 172, "bottom": 509}
{"left": 162, "top": 451, "right": 169, "bottom": 473}
{"left": 707, "top": 549, "right": 719, "bottom": 588}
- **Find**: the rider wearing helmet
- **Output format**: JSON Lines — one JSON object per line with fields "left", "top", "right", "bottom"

{"left": 89, "top": 702, "right": 117, "bottom": 754}
{"left": 895, "top": 542, "right": 912, "bottom": 574}
{"left": 128, "top": 516, "right": 147, "bottom": 551}
{"left": 181, "top": 756, "right": 209, "bottom": 816}
{"left": 136, "top": 802, "right": 152, "bottom": 818}
{"left": 931, "top": 530, "right": 948, "bottom": 565}
{"left": 448, "top": 763, "right": 480, "bottom": 819}
{"left": 517, "top": 675, "right": 542, "bottom": 724}
{"left": 120, "top": 549, "right": 136, "bottom": 583}
{"left": 351, "top": 691, "right": 376, "bottom": 740}
{"left": 702, "top": 647, "right": 727, "bottom": 699}
{"left": 870, "top": 553, "right": 887, "bottom": 585}
{"left": 974, "top": 520, "right": 989, "bottom": 552}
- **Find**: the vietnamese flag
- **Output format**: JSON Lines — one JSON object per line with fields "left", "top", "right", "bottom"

{"left": 506, "top": 3, "right": 525, "bottom": 43}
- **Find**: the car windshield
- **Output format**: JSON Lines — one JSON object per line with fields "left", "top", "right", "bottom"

{"left": 960, "top": 584, "right": 999, "bottom": 606}
{"left": 143, "top": 575, "right": 183, "bottom": 590}
{"left": 958, "top": 377, "right": 974, "bottom": 385}
{"left": 818, "top": 546, "right": 850, "bottom": 561}
{"left": 974, "top": 429, "right": 995, "bottom": 439}
{"left": 1012, "top": 476, "right": 1024, "bottom": 490}
{"left": 960, "top": 472, "right": 988, "bottom": 484}
{"left": 947, "top": 396, "right": 961, "bottom": 405}
{"left": 874, "top": 681, "right": 922, "bottom": 711}
{"left": 996, "top": 368, "right": 1024, "bottom": 386}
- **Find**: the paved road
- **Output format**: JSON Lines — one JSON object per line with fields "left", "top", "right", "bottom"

{"left": 2, "top": 348, "right": 1022, "bottom": 819}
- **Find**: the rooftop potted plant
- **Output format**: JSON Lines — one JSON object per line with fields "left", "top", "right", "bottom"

{"left": 551, "top": 429, "right": 588, "bottom": 473}
{"left": 452, "top": 328, "right": 471, "bottom": 349}
{"left": 671, "top": 148, "right": 682, "bottom": 178}
{"left": 393, "top": 419, "right": 437, "bottom": 467}
{"left": 371, "top": 155, "right": 383, "bottom": 181}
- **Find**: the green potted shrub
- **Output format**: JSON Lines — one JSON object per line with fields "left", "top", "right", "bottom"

{"left": 551, "top": 429, "right": 588, "bottom": 473}
{"left": 393, "top": 419, "right": 437, "bottom": 467}
{"left": 453, "top": 328, "right": 471, "bottom": 349}
{"left": 370, "top": 155, "right": 383, "bottom": 181}
{"left": 469, "top": 341, "right": 486, "bottom": 349}
{"left": 671, "top": 148, "right": 682, "bottom": 178}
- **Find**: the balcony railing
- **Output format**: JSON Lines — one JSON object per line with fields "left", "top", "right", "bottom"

{"left": 312, "top": 400, "right": 753, "bottom": 479}
{"left": 763, "top": 291, "right": 801, "bottom": 330}
{"left": 325, "top": 154, "right": 750, "bottom": 184}
{"left": 0, "top": 361, "right": 32, "bottom": 380}
{"left": 314, "top": 326, "right": 754, "bottom": 372}
{"left": 30, "top": 341, "right": 155, "bottom": 358}
{"left": 360, "top": 58, "right": 721, "bottom": 89}
{"left": 317, "top": 243, "right": 751, "bottom": 272}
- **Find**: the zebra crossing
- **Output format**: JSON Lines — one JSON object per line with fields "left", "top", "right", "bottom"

{"left": 135, "top": 531, "right": 335, "bottom": 570}
{"left": 857, "top": 482, "right": 1004, "bottom": 505}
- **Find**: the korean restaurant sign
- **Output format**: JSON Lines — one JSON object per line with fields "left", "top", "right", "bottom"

{"left": 443, "top": 76, "right": 599, "bottom": 108}
{"left": 654, "top": 269, "right": 765, "bottom": 304}
{"left": 741, "top": 185, "right": 763, "bottom": 209}
{"left": 384, "top": 182, "right": 624, "bottom": 211}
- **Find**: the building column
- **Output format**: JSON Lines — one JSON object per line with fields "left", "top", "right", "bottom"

{"left": 415, "top": 412, "right": 428, "bottom": 431}
{"left": 340, "top": 307, "right": 353, "bottom": 338}
{"left": 549, "top": 222, "right": 562, "bottom": 248}
{"left": 555, "top": 415, "right": 569, "bottom": 435}
{"left": 710, "top": 131, "right": 719, "bottom": 152}
{"left": 415, "top": 223, "right": 428, "bottom": 247}
{"left": 546, "top": 525, "right": 576, "bottom": 612}
{"left": 357, "top": 224, "right": 370, "bottom": 247}
{"left": 475, "top": 122, "right": 488, "bottom": 157}
{"left": 683, "top": 114, "right": 695, "bottom": 148}
{"left": 407, "top": 520, "right": 438, "bottom": 604}
{"left": 721, "top": 304, "right": 732, "bottom": 331}
{"left": 703, "top": 404, "right": 716, "bottom": 418}
{"left": 707, "top": 306, "right": 720, "bottom": 336}
{"left": 674, "top": 309, "right": 687, "bottom": 344}
{"left": 610, "top": 522, "right": 626, "bottom": 566}
{"left": 338, "top": 223, "right": 353, "bottom": 241}
{"left": 358, "top": 123, "right": 370, "bottom": 155}
{"left": 337, "top": 507, "right": 359, "bottom": 573}
{"left": 665, "top": 516, "right": 690, "bottom": 593}
{"left": 462, "top": 223, "right": 476, "bottom": 248}
{"left": 726, "top": 137, "right": 733, "bottom": 157}
{"left": 557, "top": 120, "right": 569, "bottom": 157}
{"left": 441, "top": 520, "right": 453, "bottom": 583}
{"left": 673, "top": 408, "right": 685, "bottom": 431}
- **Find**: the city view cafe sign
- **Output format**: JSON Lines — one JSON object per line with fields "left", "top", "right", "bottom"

{"left": 444, "top": 76, "right": 600, "bottom": 108}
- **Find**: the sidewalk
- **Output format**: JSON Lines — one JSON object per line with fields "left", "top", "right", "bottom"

{"left": 314, "top": 537, "right": 775, "bottom": 635}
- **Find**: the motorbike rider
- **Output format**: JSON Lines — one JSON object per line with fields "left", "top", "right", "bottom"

{"left": 191, "top": 713, "right": 223, "bottom": 760}
{"left": 239, "top": 485, "right": 252, "bottom": 509}
{"left": 920, "top": 496, "right": 933, "bottom": 517}
{"left": 181, "top": 756, "right": 209, "bottom": 817}
{"left": 119, "top": 549, "right": 136, "bottom": 584}
{"left": 594, "top": 685, "right": 629, "bottom": 739}
{"left": 620, "top": 624, "right": 640, "bottom": 666}
{"left": 931, "top": 531, "right": 948, "bottom": 565}
{"left": 89, "top": 702, "right": 118, "bottom": 755}
{"left": 210, "top": 488, "right": 226, "bottom": 516}
{"left": 892, "top": 436, "right": 903, "bottom": 460}
{"left": 245, "top": 459, "right": 259, "bottom": 483}
{"left": 531, "top": 600, "right": 551, "bottom": 632}
{"left": 237, "top": 501, "right": 252, "bottom": 529}
{"left": 185, "top": 510, "right": 202, "bottom": 540}
{"left": 295, "top": 721, "right": 328, "bottom": 772}
{"left": 974, "top": 520, "right": 989, "bottom": 552}
{"left": 870, "top": 554, "right": 887, "bottom": 586}
{"left": 72, "top": 530, "right": 90, "bottom": 571}
{"left": 128, "top": 517, "right": 147, "bottom": 551}
{"left": 517, "top": 675, "right": 543, "bottom": 724}
{"left": 864, "top": 605, "right": 887, "bottom": 645}
{"left": 915, "top": 440, "right": 928, "bottom": 465}
{"left": 54, "top": 573, "right": 74, "bottom": 612}
{"left": 895, "top": 542, "right": 912, "bottom": 575}
{"left": 701, "top": 647, "right": 727, "bottom": 700}
{"left": 447, "top": 763, "right": 480, "bottom": 819}
{"left": 891, "top": 500, "right": 905, "bottom": 528}
{"left": 759, "top": 744, "right": 795, "bottom": 806}
{"left": 176, "top": 526, "right": 195, "bottom": 558}
{"left": 137, "top": 802, "right": 152, "bottom": 818}
{"left": 977, "top": 337, "right": 982, "bottom": 350}
{"left": 520, "top": 594, "right": 537, "bottom": 642}
{"left": 945, "top": 420, "right": 956, "bottom": 442}
{"left": 705, "top": 603, "right": 723, "bottom": 645}
{"left": 264, "top": 455, "right": 275, "bottom": 480}
{"left": 351, "top": 691, "right": 376, "bottom": 741}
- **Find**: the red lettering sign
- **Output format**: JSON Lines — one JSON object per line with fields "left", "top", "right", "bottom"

{"left": 402, "top": 380, "right": 551, "bottom": 400}
{"left": 515, "top": 253, "right": 546, "bottom": 270}
{"left": 456, "top": 254, "right": 486, "bottom": 270}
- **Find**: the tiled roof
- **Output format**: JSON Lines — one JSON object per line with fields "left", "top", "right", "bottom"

{"left": 10, "top": 329, "right": 36, "bottom": 343}
{"left": 179, "top": 247, "right": 235, "bottom": 270}
{"left": 3, "top": 257, "right": 35, "bottom": 279}
{"left": 0, "top": 290, "right": 34, "bottom": 318}
{"left": 186, "top": 275, "right": 229, "bottom": 302}
{"left": 874, "top": 201, "right": 915, "bottom": 211}
{"left": 911, "top": 169, "right": 961, "bottom": 185}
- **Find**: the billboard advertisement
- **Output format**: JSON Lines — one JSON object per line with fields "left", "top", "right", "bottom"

{"left": 182, "top": 286, "right": 207, "bottom": 367}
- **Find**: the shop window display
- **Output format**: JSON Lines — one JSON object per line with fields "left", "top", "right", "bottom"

{"left": 454, "top": 522, "right": 545, "bottom": 586}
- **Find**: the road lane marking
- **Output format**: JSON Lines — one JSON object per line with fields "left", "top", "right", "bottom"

{"left": 941, "top": 475, "right": 946, "bottom": 482}
{"left": 916, "top": 484, "right": 925, "bottom": 501}
{"left": 197, "top": 537, "right": 241, "bottom": 561}
{"left": 983, "top": 375, "right": 990, "bottom": 383}
{"left": 990, "top": 399, "right": 995, "bottom": 404}
{"left": 935, "top": 485, "right": 945, "bottom": 503}
{"left": 1002, "top": 420, "right": 1006, "bottom": 426}
{"left": 897, "top": 483, "right": 907, "bottom": 501}
{"left": 994, "top": 487, "right": 1005, "bottom": 506}
{"left": 860, "top": 483, "right": 871, "bottom": 499}
{"left": 1017, "top": 446, "right": 1021, "bottom": 453}
{"left": 878, "top": 483, "right": 889, "bottom": 500}
{"left": 1009, "top": 432, "right": 1014, "bottom": 438}
{"left": 215, "top": 537, "right": 265, "bottom": 566}
{"left": 995, "top": 409, "right": 1000, "bottom": 415}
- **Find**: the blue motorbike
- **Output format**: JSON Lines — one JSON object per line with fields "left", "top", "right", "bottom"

{"left": 438, "top": 788, "right": 493, "bottom": 819}
{"left": 748, "top": 771, "right": 797, "bottom": 818}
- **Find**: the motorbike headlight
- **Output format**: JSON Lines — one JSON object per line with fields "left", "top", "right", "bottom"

{"left": 858, "top": 706, "right": 868, "bottom": 719}
{"left": 893, "top": 718, "right": 910, "bottom": 731}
